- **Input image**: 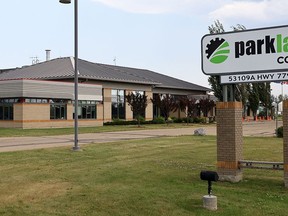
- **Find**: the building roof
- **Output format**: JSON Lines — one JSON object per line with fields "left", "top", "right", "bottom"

{"left": 0, "top": 57, "right": 210, "bottom": 92}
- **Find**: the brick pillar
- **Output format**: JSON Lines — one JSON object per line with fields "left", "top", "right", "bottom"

{"left": 283, "top": 100, "right": 288, "bottom": 187}
{"left": 125, "top": 90, "right": 133, "bottom": 121}
{"left": 217, "top": 102, "right": 243, "bottom": 182}
{"left": 103, "top": 88, "right": 112, "bottom": 122}
{"left": 145, "top": 91, "right": 153, "bottom": 121}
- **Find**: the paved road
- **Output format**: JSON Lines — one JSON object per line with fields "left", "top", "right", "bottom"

{"left": 0, "top": 121, "right": 281, "bottom": 152}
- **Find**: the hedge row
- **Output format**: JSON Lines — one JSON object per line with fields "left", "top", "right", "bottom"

{"left": 104, "top": 116, "right": 211, "bottom": 126}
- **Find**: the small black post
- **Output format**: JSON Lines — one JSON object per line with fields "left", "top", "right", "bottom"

{"left": 208, "top": 180, "right": 212, "bottom": 195}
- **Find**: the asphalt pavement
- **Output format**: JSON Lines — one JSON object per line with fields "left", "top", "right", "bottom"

{"left": 0, "top": 120, "right": 281, "bottom": 152}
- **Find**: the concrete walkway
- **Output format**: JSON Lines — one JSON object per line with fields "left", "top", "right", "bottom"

{"left": 0, "top": 121, "right": 281, "bottom": 152}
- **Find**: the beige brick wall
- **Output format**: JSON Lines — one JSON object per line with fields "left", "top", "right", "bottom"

{"left": 0, "top": 121, "right": 22, "bottom": 128}
{"left": 97, "top": 104, "right": 104, "bottom": 121}
{"left": 14, "top": 104, "right": 23, "bottom": 121}
{"left": 216, "top": 102, "right": 243, "bottom": 182}
{"left": 103, "top": 88, "right": 112, "bottom": 122}
{"left": 67, "top": 104, "right": 73, "bottom": 120}
{"left": 14, "top": 103, "right": 50, "bottom": 121}
{"left": 6, "top": 103, "right": 103, "bottom": 129}
{"left": 125, "top": 90, "right": 133, "bottom": 121}
{"left": 283, "top": 100, "right": 288, "bottom": 187}
{"left": 170, "top": 110, "right": 186, "bottom": 119}
{"left": 146, "top": 91, "right": 153, "bottom": 121}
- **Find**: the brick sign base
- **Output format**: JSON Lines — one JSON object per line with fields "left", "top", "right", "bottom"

{"left": 216, "top": 102, "right": 243, "bottom": 182}
{"left": 283, "top": 101, "right": 288, "bottom": 187}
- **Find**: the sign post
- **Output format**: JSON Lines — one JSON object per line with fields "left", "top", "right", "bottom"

{"left": 201, "top": 25, "right": 288, "bottom": 185}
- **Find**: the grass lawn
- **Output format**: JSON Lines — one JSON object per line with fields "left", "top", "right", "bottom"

{"left": 0, "top": 135, "right": 286, "bottom": 216}
{"left": 0, "top": 123, "right": 212, "bottom": 137}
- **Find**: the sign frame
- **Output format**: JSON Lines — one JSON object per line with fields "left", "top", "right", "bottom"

{"left": 201, "top": 25, "right": 288, "bottom": 76}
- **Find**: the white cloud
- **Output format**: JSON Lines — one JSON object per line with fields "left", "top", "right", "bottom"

{"left": 92, "top": 0, "right": 288, "bottom": 26}
{"left": 92, "top": 0, "right": 181, "bottom": 14}
{"left": 209, "top": 0, "right": 288, "bottom": 25}
{"left": 91, "top": 0, "right": 223, "bottom": 14}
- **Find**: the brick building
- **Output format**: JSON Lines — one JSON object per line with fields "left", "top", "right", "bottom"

{"left": 0, "top": 57, "right": 210, "bottom": 128}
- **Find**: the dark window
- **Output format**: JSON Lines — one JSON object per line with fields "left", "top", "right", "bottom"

{"left": 112, "top": 89, "right": 125, "bottom": 119}
{"left": 50, "top": 100, "right": 68, "bottom": 120}
{"left": 153, "top": 93, "right": 160, "bottom": 118}
{"left": 0, "top": 104, "right": 13, "bottom": 120}
{"left": 50, "top": 104, "right": 67, "bottom": 120}
{"left": 73, "top": 101, "right": 97, "bottom": 119}
{"left": 0, "top": 107, "right": 3, "bottom": 120}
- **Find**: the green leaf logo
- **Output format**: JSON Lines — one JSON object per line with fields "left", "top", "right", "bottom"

{"left": 206, "top": 38, "right": 230, "bottom": 64}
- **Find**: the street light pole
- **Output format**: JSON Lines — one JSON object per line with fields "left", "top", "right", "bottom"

{"left": 59, "top": 0, "right": 80, "bottom": 151}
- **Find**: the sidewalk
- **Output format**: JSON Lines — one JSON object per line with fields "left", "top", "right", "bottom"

{"left": 0, "top": 121, "right": 281, "bottom": 152}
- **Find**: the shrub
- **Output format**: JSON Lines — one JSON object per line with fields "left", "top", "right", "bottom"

{"left": 276, "top": 126, "right": 283, "bottom": 138}
{"left": 166, "top": 117, "right": 173, "bottom": 124}
{"left": 192, "top": 117, "right": 205, "bottom": 123}
{"left": 172, "top": 118, "right": 183, "bottom": 123}
{"left": 152, "top": 116, "right": 166, "bottom": 124}
{"left": 209, "top": 116, "right": 216, "bottom": 123}
{"left": 138, "top": 116, "right": 146, "bottom": 123}
{"left": 104, "top": 119, "right": 138, "bottom": 126}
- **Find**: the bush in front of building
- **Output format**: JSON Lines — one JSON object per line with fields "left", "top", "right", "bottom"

{"left": 104, "top": 117, "right": 153, "bottom": 126}
{"left": 152, "top": 116, "right": 166, "bottom": 124}
{"left": 192, "top": 117, "right": 206, "bottom": 123}
{"left": 104, "top": 119, "right": 138, "bottom": 126}
{"left": 103, "top": 116, "right": 209, "bottom": 126}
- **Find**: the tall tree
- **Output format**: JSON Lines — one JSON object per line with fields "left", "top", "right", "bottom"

{"left": 208, "top": 20, "right": 225, "bottom": 34}
{"left": 235, "top": 83, "right": 249, "bottom": 118}
{"left": 258, "top": 82, "right": 272, "bottom": 119}
{"left": 126, "top": 92, "right": 148, "bottom": 127}
{"left": 177, "top": 96, "right": 198, "bottom": 124}
{"left": 151, "top": 94, "right": 176, "bottom": 123}
{"left": 247, "top": 83, "right": 260, "bottom": 120}
{"left": 198, "top": 98, "right": 215, "bottom": 117}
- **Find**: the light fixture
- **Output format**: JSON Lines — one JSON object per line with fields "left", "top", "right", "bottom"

{"left": 59, "top": 0, "right": 71, "bottom": 4}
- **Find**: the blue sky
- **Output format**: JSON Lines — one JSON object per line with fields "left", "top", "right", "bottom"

{"left": 1, "top": 0, "right": 288, "bottom": 95}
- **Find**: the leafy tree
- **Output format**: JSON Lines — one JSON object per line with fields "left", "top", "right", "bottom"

{"left": 177, "top": 96, "right": 198, "bottom": 124}
{"left": 231, "top": 24, "right": 246, "bottom": 31}
{"left": 235, "top": 83, "right": 249, "bottom": 118}
{"left": 278, "top": 94, "right": 288, "bottom": 102}
{"left": 258, "top": 82, "right": 272, "bottom": 119}
{"left": 247, "top": 83, "right": 259, "bottom": 120}
{"left": 208, "top": 76, "right": 223, "bottom": 101}
{"left": 151, "top": 94, "right": 177, "bottom": 123}
{"left": 208, "top": 20, "right": 225, "bottom": 34}
{"left": 126, "top": 92, "right": 147, "bottom": 127}
{"left": 198, "top": 98, "right": 215, "bottom": 117}
{"left": 187, "top": 98, "right": 198, "bottom": 118}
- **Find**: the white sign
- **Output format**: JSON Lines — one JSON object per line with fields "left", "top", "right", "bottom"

{"left": 221, "top": 72, "right": 288, "bottom": 84}
{"left": 201, "top": 25, "right": 288, "bottom": 75}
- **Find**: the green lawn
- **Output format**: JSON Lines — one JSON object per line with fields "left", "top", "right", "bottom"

{"left": 0, "top": 135, "right": 286, "bottom": 216}
{"left": 0, "top": 123, "right": 210, "bottom": 137}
